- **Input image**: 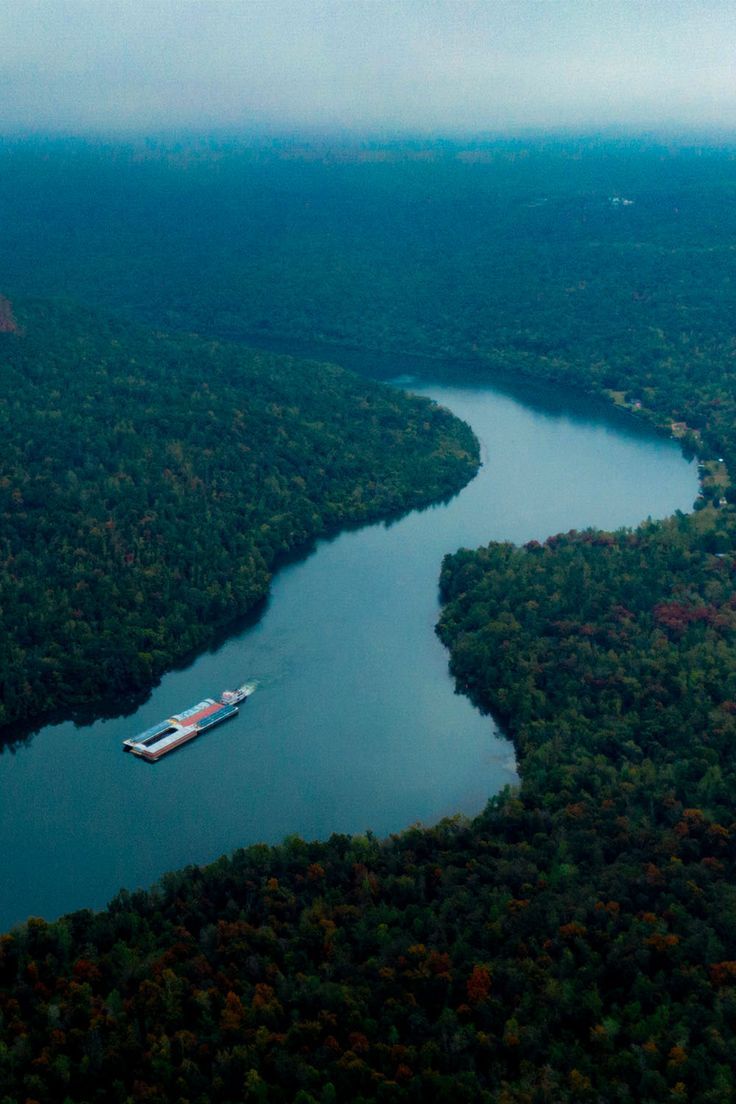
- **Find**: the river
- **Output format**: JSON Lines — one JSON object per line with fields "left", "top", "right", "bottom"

{"left": 0, "top": 360, "right": 698, "bottom": 930}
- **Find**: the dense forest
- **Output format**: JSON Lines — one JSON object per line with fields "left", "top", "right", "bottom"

{"left": 2, "top": 136, "right": 736, "bottom": 463}
{"left": 2, "top": 138, "right": 736, "bottom": 1101}
{"left": 0, "top": 297, "right": 477, "bottom": 730}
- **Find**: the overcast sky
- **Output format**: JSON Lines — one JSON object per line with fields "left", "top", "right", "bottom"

{"left": 1, "top": 0, "right": 735, "bottom": 136}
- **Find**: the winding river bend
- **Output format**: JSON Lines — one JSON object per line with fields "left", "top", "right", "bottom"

{"left": 0, "top": 362, "right": 698, "bottom": 931}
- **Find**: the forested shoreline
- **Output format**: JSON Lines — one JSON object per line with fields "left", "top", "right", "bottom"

{"left": 2, "top": 139, "right": 736, "bottom": 1101}
{"left": 0, "top": 297, "right": 478, "bottom": 731}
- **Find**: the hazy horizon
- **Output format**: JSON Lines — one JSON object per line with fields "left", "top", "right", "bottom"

{"left": 2, "top": 1, "right": 736, "bottom": 138}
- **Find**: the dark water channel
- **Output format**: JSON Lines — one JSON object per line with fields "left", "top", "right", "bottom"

{"left": 0, "top": 361, "right": 698, "bottom": 930}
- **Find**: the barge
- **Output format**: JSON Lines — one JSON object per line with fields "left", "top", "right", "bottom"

{"left": 123, "top": 683, "right": 256, "bottom": 762}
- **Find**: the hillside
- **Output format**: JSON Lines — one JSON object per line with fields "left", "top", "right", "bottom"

{"left": 0, "top": 298, "right": 478, "bottom": 730}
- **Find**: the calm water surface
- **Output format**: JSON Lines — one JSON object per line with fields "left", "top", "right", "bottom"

{"left": 0, "top": 366, "right": 698, "bottom": 929}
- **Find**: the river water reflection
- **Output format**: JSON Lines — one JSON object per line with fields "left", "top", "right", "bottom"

{"left": 0, "top": 364, "right": 698, "bottom": 929}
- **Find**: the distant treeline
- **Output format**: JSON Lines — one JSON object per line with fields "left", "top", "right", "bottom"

{"left": 2, "top": 137, "right": 736, "bottom": 463}
{"left": 0, "top": 298, "right": 478, "bottom": 730}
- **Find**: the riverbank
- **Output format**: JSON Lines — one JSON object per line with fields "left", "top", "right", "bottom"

{"left": 0, "top": 298, "right": 479, "bottom": 735}
{"left": 0, "top": 368, "right": 696, "bottom": 931}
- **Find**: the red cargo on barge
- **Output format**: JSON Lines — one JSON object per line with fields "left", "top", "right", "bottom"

{"left": 123, "top": 683, "right": 256, "bottom": 762}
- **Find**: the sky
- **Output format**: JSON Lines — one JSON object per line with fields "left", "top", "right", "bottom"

{"left": 1, "top": 0, "right": 736, "bottom": 137}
